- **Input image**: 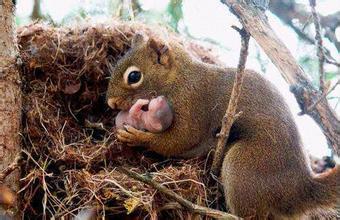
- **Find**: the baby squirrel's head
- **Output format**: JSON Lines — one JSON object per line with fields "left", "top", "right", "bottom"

{"left": 107, "top": 33, "right": 178, "bottom": 111}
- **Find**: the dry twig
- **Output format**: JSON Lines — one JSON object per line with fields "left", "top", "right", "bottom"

{"left": 305, "top": 79, "right": 340, "bottom": 114}
{"left": 210, "top": 27, "right": 250, "bottom": 176}
{"left": 0, "top": 154, "right": 21, "bottom": 183}
{"left": 309, "top": 0, "right": 326, "bottom": 92}
{"left": 118, "top": 167, "right": 240, "bottom": 219}
{"left": 278, "top": 20, "right": 339, "bottom": 67}
{"left": 0, "top": 154, "right": 20, "bottom": 210}
{"left": 269, "top": 0, "right": 340, "bottom": 52}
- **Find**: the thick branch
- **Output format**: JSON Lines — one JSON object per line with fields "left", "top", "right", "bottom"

{"left": 211, "top": 27, "right": 249, "bottom": 176}
{"left": 221, "top": 0, "right": 340, "bottom": 155}
{"left": 118, "top": 167, "right": 240, "bottom": 219}
{"left": 30, "top": 0, "right": 43, "bottom": 21}
{"left": 0, "top": 0, "right": 22, "bottom": 216}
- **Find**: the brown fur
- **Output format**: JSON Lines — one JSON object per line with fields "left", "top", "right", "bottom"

{"left": 106, "top": 33, "right": 340, "bottom": 219}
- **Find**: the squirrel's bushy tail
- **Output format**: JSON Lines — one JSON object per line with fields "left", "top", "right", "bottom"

{"left": 298, "top": 165, "right": 340, "bottom": 215}
{"left": 310, "top": 165, "right": 340, "bottom": 206}
{"left": 276, "top": 165, "right": 340, "bottom": 217}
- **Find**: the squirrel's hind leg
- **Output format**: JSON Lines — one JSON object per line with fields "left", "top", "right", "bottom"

{"left": 221, "top": 139, "right": 283, "bottom": 219}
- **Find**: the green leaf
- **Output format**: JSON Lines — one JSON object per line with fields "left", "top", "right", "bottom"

{"left": 298, "top": 55, "right": 319, "bottom": 87}
{"left": 166, "top": 0, "right": 183, "bottom": 32}
{"left": 325, "top": 71, "right": 337, "bottom": 81}
{"left": 124, "top": 197, "right": 140, "bottom": 214}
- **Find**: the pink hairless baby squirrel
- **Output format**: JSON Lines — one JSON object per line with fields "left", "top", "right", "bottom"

{"left": 115, "top": 96, "right": 173, "bottom": 133}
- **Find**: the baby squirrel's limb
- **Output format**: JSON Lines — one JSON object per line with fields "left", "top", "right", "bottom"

{"left": 117, "top": 112, "right": 203, "bottom": 157}
{"left": 129, "top": 99, "right": 149, "bottom": 118}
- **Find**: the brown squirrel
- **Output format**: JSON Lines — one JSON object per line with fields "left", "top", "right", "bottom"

{"left": 106, "top": 33, "right": 340, "bottom": 219}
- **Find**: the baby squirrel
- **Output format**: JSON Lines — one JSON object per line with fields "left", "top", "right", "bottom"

{"left": 107, "top": 33, "right": 340, "bottom": 219}
{"left": 115, "top": 96, "right": 173, "bottom": 133}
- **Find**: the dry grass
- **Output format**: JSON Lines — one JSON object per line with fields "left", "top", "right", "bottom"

{"left": 18, "top": 21, "right": 220, "bottom": 219}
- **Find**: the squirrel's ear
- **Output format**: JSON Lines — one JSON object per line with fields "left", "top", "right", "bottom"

{"left": 131, "top": 32, "right": 147, "bottom": 48}
{"left": 148, "top": 38, "right": 172, "bottom": 67}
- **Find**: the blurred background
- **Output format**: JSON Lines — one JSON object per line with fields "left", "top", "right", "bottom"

{"left": 15, "top": 0, "right": 340, "bottom": 158}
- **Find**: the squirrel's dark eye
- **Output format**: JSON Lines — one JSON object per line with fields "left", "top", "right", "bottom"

{"left": 123, "top": 66, "right": 143, "bottom": 88}
{"left": 128, "top": 71, "right": 142, "bottom": 84}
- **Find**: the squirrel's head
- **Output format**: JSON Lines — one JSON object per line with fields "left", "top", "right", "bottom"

{"left": 106, "top": 33, "right": 178, "bottom": 110}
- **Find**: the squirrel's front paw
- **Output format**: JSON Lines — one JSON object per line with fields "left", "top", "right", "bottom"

{"left": 117, "top": 125, "right": 153, "bottom": 146}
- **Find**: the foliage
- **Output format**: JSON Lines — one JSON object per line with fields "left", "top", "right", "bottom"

{"left": 299, "top": 55, "right": 319, "bottom": 87}
{"left": 166, "top": 0, "right": 183, "bottom": 32}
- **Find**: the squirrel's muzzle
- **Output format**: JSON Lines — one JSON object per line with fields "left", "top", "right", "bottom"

{"left": 107, "top": 96, "right": 131, "bottom": 110}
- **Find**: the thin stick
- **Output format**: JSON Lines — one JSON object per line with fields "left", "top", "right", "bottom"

{"left": 117, "top": 167, "right": 240, "bottom": 219}
{"left": 210, "top": 27, "right": 250, "bottom": 176}
{"left": 309, "top": 0, "right": 326, "bottom": 92}
{"left": 0, "top": 154, "right": 20, "bottom": 208}
{"left": 325, "top": 58, "right": 340, "bottom": 67}
{"left": 0, "top": 154, "right": 21, "bottom": 183}
{"left": 304, "top": 79, "right": 340, "bottom": 114}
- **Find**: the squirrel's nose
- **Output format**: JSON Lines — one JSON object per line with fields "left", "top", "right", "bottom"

{"left": 107, "top": 97, "right": 118, "bottom": 109}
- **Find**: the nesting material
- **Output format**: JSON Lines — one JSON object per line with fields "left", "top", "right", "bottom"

{"left": 18, "top": 21, "right": 220, "bottom": 219}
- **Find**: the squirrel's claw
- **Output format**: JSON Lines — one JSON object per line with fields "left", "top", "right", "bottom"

{"left": 116, "top": 132, "right": 135, "bottom": 145}
{"left": 116, "top": 125, "right": 152, "bottom": 146}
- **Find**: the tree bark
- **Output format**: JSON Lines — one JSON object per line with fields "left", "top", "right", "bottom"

{"left": 30, "top": 0, "right": 43, "bottom": 21}
{"left": 0, "top": 0, "right": 21, "bottom": 216}
{"left": 221, "top": 0, "right": 340, "bottom": 155}
{"left": 211, "top": 28, "right": 249, "bottom": 176}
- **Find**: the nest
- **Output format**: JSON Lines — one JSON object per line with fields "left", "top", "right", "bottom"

{"left": 18, "top": 21, "right": 221, "bottom": 219}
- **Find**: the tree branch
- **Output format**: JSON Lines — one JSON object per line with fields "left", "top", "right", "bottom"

{"left": 30, "top": 0, "right": 43, "bottom": 21}
{"left": 305, "top": 79, "right": 340, "bottom": 114}
{"left": 220, "top": 0, "right": 340, "bottom": 155}
{"left": 0, "top": 154, "right": 21, "bottom": 183}
{"left": 283, "top": 19, "right": 339, "bottom": 67}
{"left": 210, "top": 27, "right": 249, "bottom": 176}
{"left": 0, "top": 155, "right": 19, "bottom": 209}
{"left": 309, "top": 0, "right": 326, "bottom": 92}
{"left": 117, "top": 167, "right": 240, "bottom": 219}
{"left": 269, "top": 0, "right": 340, "bottom": 52}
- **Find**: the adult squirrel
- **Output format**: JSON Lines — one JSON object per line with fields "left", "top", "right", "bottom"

{"left": 106, "top": 33, "right": 340, "bottom": 219}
